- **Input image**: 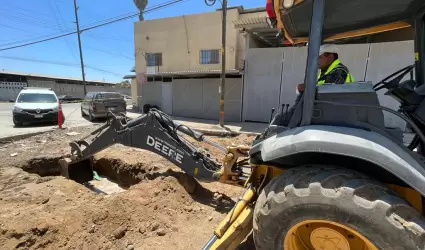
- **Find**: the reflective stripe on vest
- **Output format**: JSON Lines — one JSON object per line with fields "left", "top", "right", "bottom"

{"left": 317, "top": 59, "right": 354, "bottom": 85}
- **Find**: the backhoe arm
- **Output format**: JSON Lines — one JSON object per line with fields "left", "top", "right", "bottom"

{"left": 61, "top": 110, "right": 225, "bottom": 183}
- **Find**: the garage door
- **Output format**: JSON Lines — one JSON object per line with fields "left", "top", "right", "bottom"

{"left": 173, "top": 78, "right": 242, "bottom": 122}
{"left": 243, "top": 48, "right": 284, "bottom": 122}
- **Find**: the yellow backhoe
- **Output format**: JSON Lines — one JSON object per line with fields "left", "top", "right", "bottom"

{"left": 60, "top": 0, "right": 425, "bottom": 249}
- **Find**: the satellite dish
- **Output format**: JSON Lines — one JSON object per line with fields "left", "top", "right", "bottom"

{"left": 133, "top": 0, "right": 148, "bottom": 21}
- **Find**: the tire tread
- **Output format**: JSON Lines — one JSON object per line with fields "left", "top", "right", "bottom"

{"left": 253, "top": 165, "right": 425, "bottom": 250}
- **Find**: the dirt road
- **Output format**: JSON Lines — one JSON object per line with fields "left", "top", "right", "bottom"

{"left": 0, "top": 125, "right": 256, "bottom": 249}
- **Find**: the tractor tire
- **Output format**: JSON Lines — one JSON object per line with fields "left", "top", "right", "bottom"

{"left": 253, "top": 165, "right": 425, "bottom": 250}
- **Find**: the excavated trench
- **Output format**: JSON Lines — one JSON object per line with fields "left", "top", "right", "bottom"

{"left": 20, "top": 156, "right": 200, "bottom": 195}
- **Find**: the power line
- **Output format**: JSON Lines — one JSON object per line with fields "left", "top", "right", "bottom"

{"left": 0, "top": 23, "right": 31, "bottom": 33}
{"left": 85, "top": 45, "right": 134, "bottom": 60}
{"left": 49, "top": 0, "right": 80, "bottom": 61}
{"left": 85, "top": 65, "right": 123, "bottom": 77}
{"left": 0, "top": 31, "right": 78, "bottom": 51}
{"left": 0, "top": 0, "right": 183, "bottom": 48}
{"left": 1, "top": 4, "right": 51, "bottom": 18}
{"left": 0, "top": 0, "right": 186, "bottom": 51}
{"left": 0, "top": 15, "right": 59, "bottom": 29}
{"left": 0, "top": 55, "right": 123, "bottom": 76}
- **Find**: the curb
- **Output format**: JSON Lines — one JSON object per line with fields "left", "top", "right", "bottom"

{"left": 0, "top": 129, "right": 54, "bottom": 144}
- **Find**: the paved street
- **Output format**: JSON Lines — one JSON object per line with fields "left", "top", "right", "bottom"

{"left": 0, "top": 103, "right": 93, "bottom": 140}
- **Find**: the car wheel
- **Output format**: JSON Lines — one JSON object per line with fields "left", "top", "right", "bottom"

{"left": 81, "top": 107, "right": 86, "bottom": 117}
{"left": 13, "top": 117, "right": 23, "bottom": 127}
{"left": 88, "top": 111, "right": 94, "bottom": 122}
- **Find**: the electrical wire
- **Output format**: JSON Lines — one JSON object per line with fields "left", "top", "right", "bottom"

{"left": 1, "top": 0, "right": 184, "bottom": 48}
{"left": 0, "top": 23, "right": 31, "bottom": 33}
{"left": 0, "top": 16, "right": 59, "bottom": 29}
{"left": 85, "top": 45, "right": 134, "bottom": 60}
{"left": 0, "top": 56, "right": 122, "bottom": 77}
{"left": 0, "top": 0, "right": 186, "bottom": 51}
{"left": 0, "top": 31, "right": 78, "bottom": 51}
{"left": 49, "top": 0, "right": 80, "bottom": 61}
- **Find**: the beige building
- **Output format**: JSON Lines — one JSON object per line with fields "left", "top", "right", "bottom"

{"left": 129, "top": 7, "right": 268, "bottom": 121}
{"left": 134, "top": 6, "right": 266, "bottom": 74}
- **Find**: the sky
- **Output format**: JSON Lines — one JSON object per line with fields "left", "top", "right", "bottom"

{"left": 0, "top": 0, "right": 263, "bottom": 83}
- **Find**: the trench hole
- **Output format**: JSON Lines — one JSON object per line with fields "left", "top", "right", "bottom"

{"left": 19, "top": 156, "right": 236, "bottom": 211}
{"left": 21, "top": 156, "right": 200, "bottom": 194}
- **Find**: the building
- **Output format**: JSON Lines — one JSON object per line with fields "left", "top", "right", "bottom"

{"left": 128, "top": 6, "right": 266, "bottom": 122}
{"left": 0, "top": 70, "right": 130, "bottom": 102}
{"left": 129, "top": 5, "right": 415, "bottom": 129}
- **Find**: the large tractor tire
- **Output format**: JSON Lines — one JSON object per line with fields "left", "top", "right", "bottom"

{"left": 253, "top": 165, "right": 425, "bottom": 250}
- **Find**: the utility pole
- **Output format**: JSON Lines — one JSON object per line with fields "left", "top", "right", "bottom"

{"left": 73, "top": 0, "right": 87, "bottom": 95}
{"left": 219, "top": 0, "right": 227, "bottom": 127}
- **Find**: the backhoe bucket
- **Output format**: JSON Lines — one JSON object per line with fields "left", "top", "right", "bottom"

{"left": 59, "top": 158, "right": 94, "bottom": 184}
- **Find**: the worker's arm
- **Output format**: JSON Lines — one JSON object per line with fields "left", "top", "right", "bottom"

{"left": 296, "top": 67, "right": 348, "bottom": 92}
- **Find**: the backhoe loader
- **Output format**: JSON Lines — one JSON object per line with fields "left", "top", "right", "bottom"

{"left": 59, "top": 0, "right": 425, "bottom": 249}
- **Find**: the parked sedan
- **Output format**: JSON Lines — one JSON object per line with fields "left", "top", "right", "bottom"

{"left": 81, "top": 92, "right": 126, "bottom": 121}
{"left": 12, "top": 87, "right": 65, "bottom": 126}
{"left": 58, "top": 95, "right": 83, "bottom": 103}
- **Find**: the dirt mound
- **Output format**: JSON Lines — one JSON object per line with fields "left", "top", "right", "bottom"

{"left": 0, "top": 127, "right": 255, "bottom": 249}
{"left": 0, "top": 170, "right": 237, "bottom": 249}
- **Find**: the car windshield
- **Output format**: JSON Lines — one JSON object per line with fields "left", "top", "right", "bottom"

{"left": 95, "top": 93, "right": 123, "bottom": 100}
{"left": 17, "top": 93, "right": 57, "bottom": 103}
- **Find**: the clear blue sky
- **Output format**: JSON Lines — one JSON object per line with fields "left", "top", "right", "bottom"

{"left": 0, "top": 0, "right": 263, "bottom": 83}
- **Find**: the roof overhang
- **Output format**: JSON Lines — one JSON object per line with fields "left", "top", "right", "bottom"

{"left": 233, "top": 17, "right": 283, "bottom": 47}
{"left": 123, "top": 75, "right": 136, "bottom": 79}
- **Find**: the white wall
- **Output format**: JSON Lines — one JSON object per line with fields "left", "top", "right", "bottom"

{"left": 0, "top": 82, "right": 27, "bottom": 101}
{"left": 243, "top": 41, "right": 415, "bottom": 127}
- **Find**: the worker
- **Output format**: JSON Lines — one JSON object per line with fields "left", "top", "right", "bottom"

{"left": 281, "top": 44, "right": 354, "bottom": 125}
{"left": 297, "top": 44, "right": 354, "bottom": 92}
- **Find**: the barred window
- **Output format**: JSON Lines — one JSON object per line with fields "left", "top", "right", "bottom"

{"left": 146, "top": 53, "right": 162, "bottom": 66}
{"left": 199, "top": 49, "right": 220, "bottom": 64}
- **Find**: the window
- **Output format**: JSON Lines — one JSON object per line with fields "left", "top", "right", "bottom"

{"left": 199, "top": 49, "right": 220, "bottom": 64}
{"left": 17, "top": 93, "right": 57, "bottom": 103}
{"left": 95, "top": 92, "right": 123, "bottom": 101}
{"left": 146, "top": 53, "right": 162, "bottom": 66}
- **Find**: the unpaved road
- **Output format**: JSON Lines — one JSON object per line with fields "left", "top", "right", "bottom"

{"left": 0, "top": 125, "right": 255, "bottom": 249}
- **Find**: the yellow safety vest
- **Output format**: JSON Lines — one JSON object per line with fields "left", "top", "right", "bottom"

{"left": 317, "top": 59, "right": 354, "bottom": 85}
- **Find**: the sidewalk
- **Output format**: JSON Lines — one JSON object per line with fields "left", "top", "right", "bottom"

{"left": 126, "top": 111, "right": 267, "bottom": 135}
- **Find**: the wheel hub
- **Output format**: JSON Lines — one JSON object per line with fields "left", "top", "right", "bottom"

{"left": 310, "top": 227, "right": 350, "bottom": 250}
{"left": 283, "top": 220, "right": 378, "bottom": 250}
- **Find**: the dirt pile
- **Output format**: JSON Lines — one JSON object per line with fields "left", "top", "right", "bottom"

{"left": 0, "top": 126, "right": 256, "bottom": 249}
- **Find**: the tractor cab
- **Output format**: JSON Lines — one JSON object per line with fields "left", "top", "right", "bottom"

{"left": 257, "top": 0, "right": 425, "bottom": 156}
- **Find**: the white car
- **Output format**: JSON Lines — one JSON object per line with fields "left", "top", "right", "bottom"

{"left": 12, "top": 87, "right": 64, "bottom": 126}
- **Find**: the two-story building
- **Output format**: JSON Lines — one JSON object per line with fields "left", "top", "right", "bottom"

{"left": 128, "top": 6, "right": 267, "bottom": 122}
